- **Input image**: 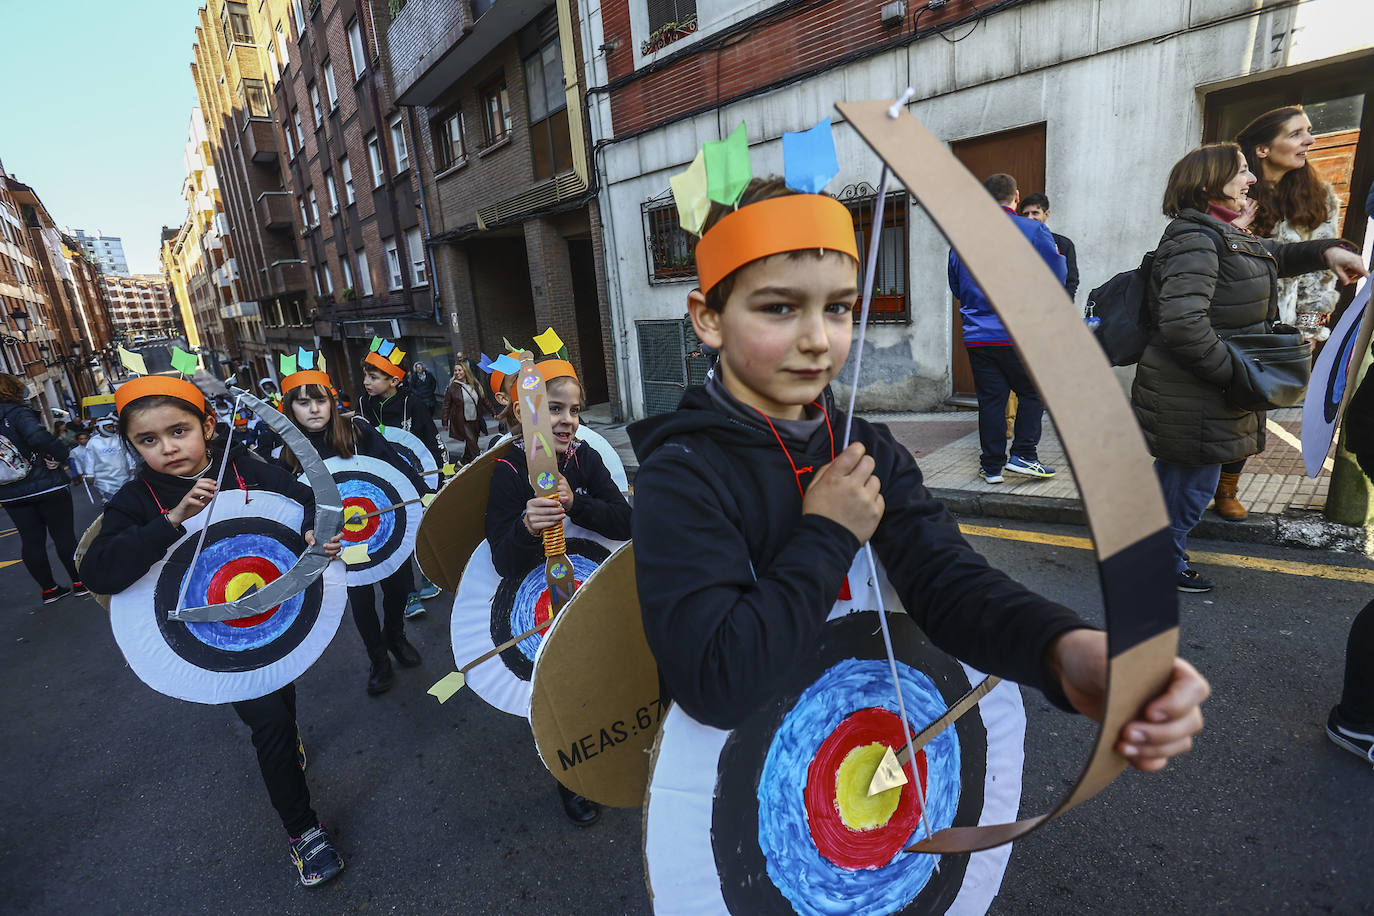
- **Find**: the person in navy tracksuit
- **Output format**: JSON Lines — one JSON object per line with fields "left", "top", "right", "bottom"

{"left": 948, "top": 172, "right": 1067, "bottom": 484}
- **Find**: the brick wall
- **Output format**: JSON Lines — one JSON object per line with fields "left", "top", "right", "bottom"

{"left": 602, "top": 0, "right": 1010, "bottom": 137}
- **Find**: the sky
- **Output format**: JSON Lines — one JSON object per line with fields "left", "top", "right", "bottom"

{"left": 0, "top": 1, "right": 201, "bottom": 275}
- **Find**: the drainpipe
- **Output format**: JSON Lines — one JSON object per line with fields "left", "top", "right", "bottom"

{"left": 406, "top": 105, "right": 442, "bottom": 328}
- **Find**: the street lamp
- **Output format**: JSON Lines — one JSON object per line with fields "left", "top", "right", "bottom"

{"left": 8, "top": 308, "right": 30, "bottom": 340}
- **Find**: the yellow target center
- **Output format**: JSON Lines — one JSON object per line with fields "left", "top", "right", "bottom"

{"left": 224, "top": 571, "right": 268, "bottom": 602}
{"left": 833, "top": 742, "right": 901, "bottom": 831}
{"left": 343, "top": 504, "right": 369, "bottom": 532}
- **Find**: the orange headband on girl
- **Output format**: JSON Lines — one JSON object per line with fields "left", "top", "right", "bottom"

{"left": 281, "top": 369, "right": 334, "bottom": 394}
{"left": 114, "top": 376, "right": 213, "bottom": 418}
{"left": 693, "top": 194, "right": 859, "bottom": 294}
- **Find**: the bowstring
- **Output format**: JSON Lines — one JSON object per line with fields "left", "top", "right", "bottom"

{"left": 172, "top": 393, "right": 242, "bottom": 617}
{"left": 842, "top": 153, "right": 938, "bottom": 858}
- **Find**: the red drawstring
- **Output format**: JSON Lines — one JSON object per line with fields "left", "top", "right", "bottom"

{"left": 145, "top": 459, "right": 251, "bottom": 513}
{"left": 752, "top": 401, "right": 836, "bottom": 499}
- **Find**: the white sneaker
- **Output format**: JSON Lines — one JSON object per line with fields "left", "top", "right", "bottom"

{"left": 978, "top": 468, "right": 1003, "bottom": 484}
{"left": 1005, "top": 457, "right": 1056, "bottom": 479}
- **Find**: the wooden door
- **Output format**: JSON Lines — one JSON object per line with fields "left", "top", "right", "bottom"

{"left": 947, "top": 124, "right": 1047, "bottom": 399}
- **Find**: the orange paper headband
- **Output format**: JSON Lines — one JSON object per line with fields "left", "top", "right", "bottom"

{"left": 281, "top": 369, "right": 334, "bottom": 394}
{"left": 114, "top": 376, "right": 212, "bottom": 417}
{"left": 494, "top": 357, "right": 579, "bottom": 396}
{"left": 694, "top": 194, "right": 859, "bottom": 294}
{"left": 364, "top": 351, "right": 406, "bottom": 380}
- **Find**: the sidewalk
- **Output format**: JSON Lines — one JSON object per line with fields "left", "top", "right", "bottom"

{"left": 578, "top": 404, "right": 1372, "bottom": 555}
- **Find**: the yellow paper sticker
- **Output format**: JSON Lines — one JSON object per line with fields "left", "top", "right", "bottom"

{"left": 427, "top": 671, "right": 466, "bottom": 703}
{"left": 341, "top": 543, "right": 370, "bottom": 565}
{"left": 533, "top": 327, "right": 564, "bottom": 356}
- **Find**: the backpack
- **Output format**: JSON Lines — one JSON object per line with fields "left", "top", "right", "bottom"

{"left": 1085, "top": 229, "right": 1226, "bottom": 367}
{"left": 0, "top": 415, "right": 33, "bottom": 485}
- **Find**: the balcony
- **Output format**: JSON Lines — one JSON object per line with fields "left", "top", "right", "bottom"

{"left": 256, "top": 192, "right": 294, "bottom": 231}
{"left": 241, "top": 119, "right": 278, "bottom": 164}
{"left": 222, "top": 301, "right": 260, "bottom": 319}
{"left": 388, "top": 0, "right": 546, "bottom": 107}
{"left": 264, "top": 259, "right": 308, "bottom": 295}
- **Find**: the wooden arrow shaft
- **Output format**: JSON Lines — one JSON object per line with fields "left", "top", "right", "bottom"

{"left": 351, "top": 495, "right": 426, "bottom": 521}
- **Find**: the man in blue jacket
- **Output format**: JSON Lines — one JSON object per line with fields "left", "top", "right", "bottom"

{"left": 948, "top": 173, "right": 1067, "bottom": 483}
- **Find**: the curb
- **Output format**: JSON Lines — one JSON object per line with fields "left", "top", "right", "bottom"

{"left": 930, "top": 487, "right": 1372, "bottom": 555}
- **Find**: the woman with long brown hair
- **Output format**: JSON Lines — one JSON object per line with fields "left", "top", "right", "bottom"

{"left": 1212, "top": 106, "right": 1345, "bottom": 521}
{"left": 1131, "top": 143, "right": 1366, "bottom": 593}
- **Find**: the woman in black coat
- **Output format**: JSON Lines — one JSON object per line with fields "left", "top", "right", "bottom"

{"left": 1131, "top": 143, "right": 1367, "bottom": 594}
{"left": 0, "top": 373, "right": 87, "bottom": 603}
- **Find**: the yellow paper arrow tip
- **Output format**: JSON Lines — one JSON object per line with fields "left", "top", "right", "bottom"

{"left": 421, "top": 493, "right": 435, "bottom": 507}
{"left": 442, "top": 463, "right": 456, "bottom": 476}
{"left": 427, "top": 671, "right": 466, "bottom": 703}
{"left": 867, "top": 745, "right": 909, "bottom": 797}
{"left": 341, "top": 543, "right": 370, "bottom": 565}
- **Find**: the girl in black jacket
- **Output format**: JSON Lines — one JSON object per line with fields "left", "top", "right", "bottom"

{"left": 78, "top": 376, "right": 346, "bottom": 888}
{"left": 485, "top": 357, "right": 631, "bottom": 826}
{"left": 278, "top": 368, "right": 429, "bottom": 695}
{"left": 0, "top": 373, "right": 87, "bottom": 603}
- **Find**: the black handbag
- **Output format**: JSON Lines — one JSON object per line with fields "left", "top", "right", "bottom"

{"left": 1222, "top": 324, "right": 1311, "bottom": 411}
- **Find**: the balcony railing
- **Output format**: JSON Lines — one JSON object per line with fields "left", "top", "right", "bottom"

{"left": 264, "top": 260, "right": 308, "bottom": 295}
{"left": 388, "top": 0, "right": 545, "bottom": 107}
{"left": 241, "top": 119, "right": 278, "bottom": 164}
{"left": 256, "top": 192, "right": 294, "bottom": 231}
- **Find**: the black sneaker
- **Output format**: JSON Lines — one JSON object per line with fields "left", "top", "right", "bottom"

{"left": 1326, "top": 707, "right": 1374, "bottom": 766}
{"left": 557, "top": 783, "right": 600, "bottom": 827}
{"left": 41, "top": 586, "right": 72, "bottom": 605}
{"left": 70, "top": 581, "right": 90, "bottom": 597}
{"left": 1176, "top": 569, "right": 1214, "bottom": 593}
{"left": 288, "top": 825, "right": 344, "bottom": 887}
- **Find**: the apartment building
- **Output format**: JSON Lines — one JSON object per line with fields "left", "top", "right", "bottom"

{"left": 269, "top": 0, "right": 444, "bottom": 401}
{"left": 70, "top": 229, "right": 130, "bottom": 276}
{"left": 578, "top": 0, "right": 1374, "bottom": 416}
{"left": 384, "top": 0, "right": 617, "bottom": 410}
{"left": 102, "top": 274, "right": 179, "bottom": 341}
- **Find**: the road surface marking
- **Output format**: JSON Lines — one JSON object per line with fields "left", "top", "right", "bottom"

{"left": 0, "top": 559, "right": 20, "bottom": 570}
{"left": 958, "top": 523, "right": 1374, "bottom": 585}
{"left": 1266, "top": 417, "right": 1332, "bottom": 473}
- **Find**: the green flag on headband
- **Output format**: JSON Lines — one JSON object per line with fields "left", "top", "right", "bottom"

{"left": 280, "top": 353, "right": 298, "bottom": 376}
{"left": 170, "top": 347, "right": 199, "bottom": 376}
{"left": 703, "top": 122, "right": 751, "bottom": 207}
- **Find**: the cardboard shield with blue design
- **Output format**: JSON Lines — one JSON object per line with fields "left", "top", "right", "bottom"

{"left": 109, "top": 492, "right": 347, "bottom": 705}
{"left": 309, "top": 454, "right": 420, "bottom": 587}
{"left": 381, "top": 425, "right": 439, "bottom": 477}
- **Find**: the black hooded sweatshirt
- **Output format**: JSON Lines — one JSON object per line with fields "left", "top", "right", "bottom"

{"left": 81, "top": 444, "right": 317, "bottom": 595}
{"left": 485, "top": 439, "right": 632, "bottom": 579}
{"left": 356, "top": 383, "right": 442, "bottom": 466}
{"left": 628, "top": 385, "right": 1087, "bottom": 730}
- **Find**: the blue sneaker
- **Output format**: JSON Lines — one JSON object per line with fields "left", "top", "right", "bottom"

{"left": 404, "top": 593, "right": 427, "bottom": 619}
{"left": 1004, "top": 456, "right": 1056, "bottom": 479}
{"left": 415, "top": 576, "right": 442, "bottom": 600}
{"left": 288, "top": 825, "right": 344, "bottom": 887}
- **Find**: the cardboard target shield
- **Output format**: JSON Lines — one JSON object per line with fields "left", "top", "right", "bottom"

{"left": 109, "top": 491, "right": 347, "bottom": 704}
{"left": 310, "top": 454, "right": 421, "bottom": 586}
{"left": 415, "top": 440, "right": 513, "bottom": 592}
{"left": 75, "top": 516, "right": 110, "bottom": 611}
{"left": 381, "top": 425, "right": 439, "bottom": 477}
{"left": 530, "top": 544, "right": 662, "bottom": 807}
{"left": 450, "top": 520, "right": 627, "bottom": 718}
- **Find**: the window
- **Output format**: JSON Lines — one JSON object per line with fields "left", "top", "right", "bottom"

{"left": 844, "top": 189, "right": 909, "bottom": 323}
{"left": 406, "top": 227, "right": 426, "bottom": 285}
{"left": 642, "top": 193, "right": 695, "bottom": 281}
{"left": 322, "top": 264, "right": 333, "bottom": 294}
{"left": 390, "top": 117, "right": 409, "bottom": 172}
{"left": 356, "top": 249, "right": 373, "bottom": 296}
{"left": 322, "top": 60, "right": 338, "bottom": 110}
{"left": 366, "top": 132, "right": 384, "bottom": 187}
{"left": 646, "top": 0, "right": 697, "bottom": 43}
{"left": 524, "top": 39, "right": 571, "bottom": 180}
{"left": 223, "top": 1, "right": 253, "bottom": 47}
{"left": 293, "top": 109, "right": 304, "bottom": 145}
{"left": 341, "top": 158, "right": 355, "bottom": 204}
{"left": 307, "top": 188, "right": 319, "bottom": 224}
{"left": 238, "top": 78, "right": 271, "bottom": 123}
{"left": 384, "top": 238, "right": 402, "bottom": 289}
{"left": 309, "top": 83, "right": 322, "bottom": 124}
{"left": 341, "top": 255, "right": 354, "bottom": 290}
{"left": 323, "top": 170, "right": 338, "bottom": 214}
{"left": 313, "top": 266, "right": 324, "bottom": 296}
{"left": 275, "top": 21, "right": 289, "bottom": 69}
{"left": 267, "top": 37, "right": 280, "bottom": 78}
{"left": 435, "top": 110, "right": 466, "bottom": 169}
{"left": 299, "top": 198, "right": 310, "bottom": 230}
{"left": 480, "top": 79, "right": 512, "bottom": 146}
{"left": 283, "top": 119, "right": 297, "bottom": 157}
{"left": 291, "top": 0, "right": 305, "bottom": 35}
{"left": 347, "top": 20, "right": 366, "bottom": 81}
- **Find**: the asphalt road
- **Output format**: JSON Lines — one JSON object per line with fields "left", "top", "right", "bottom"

{"left": 3, "top": 489, "right": 1372, "bottom": 915}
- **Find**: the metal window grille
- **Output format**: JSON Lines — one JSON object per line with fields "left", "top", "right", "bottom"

{"left": 839, "top": 183, "right": 909, "bottom": 324}
{"left": 637, "top": 316, "right": 712, "bottom": 416}
{"left": 647, "top": 0, "right": 696, "bottom": 32}
{"left": 642, "top": 190, "right": 696, "bottom": 283}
